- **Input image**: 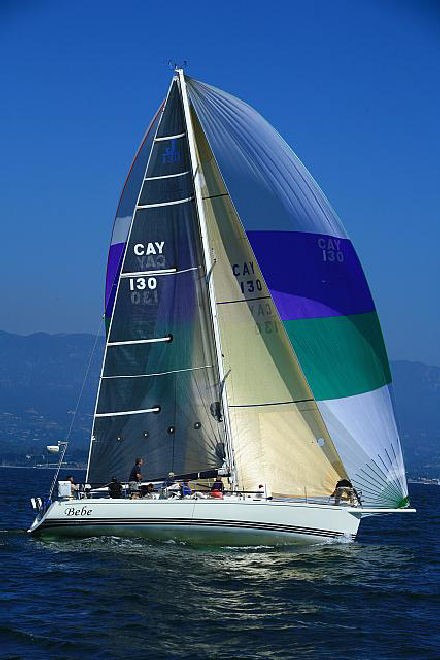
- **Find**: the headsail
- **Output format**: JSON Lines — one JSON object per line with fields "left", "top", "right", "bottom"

{"left": 186, "top": 77, "right": 408, "bottom": 507}
{"left": 87, "top": 80, "right": 225, "bottom": 484}
{"left": 188, "top": 103, "right": 347, "bottom": 498}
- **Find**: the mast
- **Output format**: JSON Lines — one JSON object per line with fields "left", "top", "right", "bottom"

{"left": 178, "top": 69, "right": 237, "bottom": 487}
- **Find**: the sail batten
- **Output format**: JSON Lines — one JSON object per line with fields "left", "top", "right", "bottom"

{"left": 146, "top": 170, "right": 190, "bottom": 181}
{"left": 137, "top": 196, "right": 193, "bottom": 209}
{"left": 217, "top": 295, "right": 271, "bottom": 306}
{"left": 107, "top": 337, "right": 173, "bottom": 346}
{"left": 95, "top": 408, "right": 160, "bottom": 418}
{"left": 154, "top": 132, "right": 186, "bottom": 141}
{"left": 120, "top": 269, "right": 178, "bottom": 277}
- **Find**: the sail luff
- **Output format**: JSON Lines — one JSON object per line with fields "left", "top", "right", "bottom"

{"left": 86, "top": 80, "right": 173, "bottom": 482}
{"left": 178, "top": 70, "right": 236, "bottom": 485}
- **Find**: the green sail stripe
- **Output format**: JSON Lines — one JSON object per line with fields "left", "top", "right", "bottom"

{"left": 284, "top": 311, "right": 391, "bottom": 401}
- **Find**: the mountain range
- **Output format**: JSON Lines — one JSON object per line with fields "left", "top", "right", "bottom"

{"left": 0, "top": 330, "right": 438, "bottom": 476}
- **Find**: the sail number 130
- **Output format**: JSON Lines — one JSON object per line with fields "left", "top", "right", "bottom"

{"left": 129, "top": 277, "right": 157, "bottom": 291}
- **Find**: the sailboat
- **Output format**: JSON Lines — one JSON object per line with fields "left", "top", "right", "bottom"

{"left": 28, "top": 69, "right": 414, "bottom": 545}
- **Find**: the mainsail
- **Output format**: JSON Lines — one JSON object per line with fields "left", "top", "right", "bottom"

{"left": 87, "top": 80, "right": 225, "bottom": 484}
{"left": 186, "top": 77, "right": 408, "bottom": 507}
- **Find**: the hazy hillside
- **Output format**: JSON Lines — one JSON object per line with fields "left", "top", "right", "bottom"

{"left": 0, "top": 330, "right": 104, "bottom": 464}
{"left": 0, "top": 331, "right": 438, "bottom": 475}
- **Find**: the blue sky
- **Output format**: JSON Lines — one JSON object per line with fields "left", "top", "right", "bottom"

{"left": 1, "top": 0, "right": 439, "bottom": 365}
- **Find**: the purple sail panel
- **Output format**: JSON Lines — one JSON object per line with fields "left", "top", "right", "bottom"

{"left": 247, "top": 230, "right": 375, "bottom": 320}
{"left": 105, "top": 242, "right": 125, "bottom": 318}
{"left": 269, "top": 289, "right": 346, "bottom": 321}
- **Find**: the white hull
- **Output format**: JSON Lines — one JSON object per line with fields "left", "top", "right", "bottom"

{"left": 29, "top": 497, "right": 363, "bottom": 546}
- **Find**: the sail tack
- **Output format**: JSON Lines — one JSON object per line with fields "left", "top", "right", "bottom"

{"left": 187, "top": 77, "right": 408, "bottom": 507}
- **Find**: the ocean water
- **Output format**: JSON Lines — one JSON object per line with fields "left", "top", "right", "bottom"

{"left": 1, "top": 468, "right": 439, "bottom": 659}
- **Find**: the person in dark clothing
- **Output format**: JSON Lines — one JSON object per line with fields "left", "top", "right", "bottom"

{"left": 108, "top": 477, "right": 122, "bottom": 499}
{"left": 128, "top": 458, "right": 144, "bottom": 485}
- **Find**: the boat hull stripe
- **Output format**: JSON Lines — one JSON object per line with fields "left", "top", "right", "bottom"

{"left": 35, "top": 517, "right": 354, "bottom": 539}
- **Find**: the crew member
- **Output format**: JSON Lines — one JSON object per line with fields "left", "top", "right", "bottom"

{"left": 128, "top": 458, "right": 144, "bottom": 487}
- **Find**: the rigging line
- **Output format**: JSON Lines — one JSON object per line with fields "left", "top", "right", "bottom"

{"left": 353, "top": 479, "right": 383, "bottom": 496}
{"left": 355, "top": 469, "right": 388, "bottom": 493}
{"left": 360, "top": 471, "right": 399, "bottom": 495}
{"left": 383, "top": 446, "right": 406, "bottom": 486}
{"left": 356, "top": 470, "right": 395, "bottom": 498}
{"left": 380, "top": 450, "right": 404, "bottom": 489}
{"left": 388, "top": 443, "right": 406, "bottom": 479}
{"left": 361, "top": 456, "right": 399, "bottom": 490}
{"left": 356, "top": 464, "right": 395, "bottom": 492}
{"left": 49, "top": 317, "right": 104, "bottom": 499}
{"left": 389, "top": 441, "right": 404, "bottom": 466}
{"left": 102, "top": 365, "right": 214, "bottom": 379}
{"left": 217, "top": 295, "right": 271, "bottom": 305}
{"left": 370, "top": 459, "right": 404, "bottom": 498}
{"left": 67, "top": 319, "right": 104, "bottom": 442}
{"left": 364, "top": 489, "right": 401, "bottom": 505}
{"left": 229, "top": 400, "right": 313, "bottom": 408}
{"left": 379, "top": 484, "right": 405, "bottom": 499}
{"left": 202, "top": 192, "right": 229, "bottom": 200}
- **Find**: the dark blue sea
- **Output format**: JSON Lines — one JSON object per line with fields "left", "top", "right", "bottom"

{"left": 1, "top": 468, "right": 439, "bottom": 659}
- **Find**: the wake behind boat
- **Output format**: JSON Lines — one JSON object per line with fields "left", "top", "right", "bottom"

{"left": 29, "top": 69, "right": 414, "bottom": 544}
